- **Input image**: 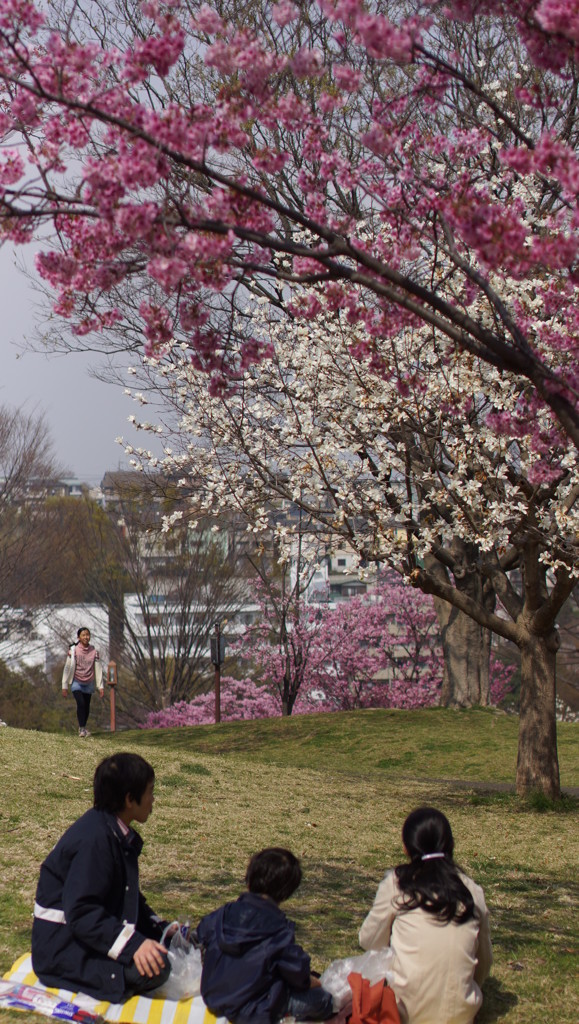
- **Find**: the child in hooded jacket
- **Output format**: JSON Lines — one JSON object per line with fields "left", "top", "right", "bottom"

{"left": 196, "top": 847, "right": 334, "bottom": 1024}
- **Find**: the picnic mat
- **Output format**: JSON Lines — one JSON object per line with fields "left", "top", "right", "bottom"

{"left": 2, "top": 954, "right": 227, "bottom": 1024}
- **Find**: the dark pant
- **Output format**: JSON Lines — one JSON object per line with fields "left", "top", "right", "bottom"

{"left": 123, "top": 953, "right": 171, "bottom": 998}
{"left": 286, "top": 985, "right": 334, "bottom": 1021}
{"left": 73, "top": 691, "right": 92, "bottom": 728}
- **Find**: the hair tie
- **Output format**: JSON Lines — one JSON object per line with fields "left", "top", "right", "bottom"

{"left": 421, "top": 852, "right": 445, "bottom": 861}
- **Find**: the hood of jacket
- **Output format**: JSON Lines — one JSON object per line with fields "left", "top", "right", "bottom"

{"left": 214, "top": 892, "right": 292, "bottom": 956}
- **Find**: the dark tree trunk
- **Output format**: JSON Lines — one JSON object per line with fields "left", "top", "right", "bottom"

{"left": 434, "top": 598, "right": 491, "bottom": 706}
{"left": 427, "top": 545, "right": 495, "bottom": 706}
{"left": 107, "top": 592, "right": 125, "bottom": 664}
{"left": 417, "top": 542, "right": 568, "bottom": 798}
{"left": 516, "top": 631, "right": 560, "bottom": 798}
{"left": 280, "top": 650, "right": 294, "bottom": 716}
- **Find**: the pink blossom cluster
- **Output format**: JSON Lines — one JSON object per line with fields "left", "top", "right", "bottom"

{"left": 141, "top": 677, "right": 281, "bottom": 728}
{"left": 128, "top": 25, "right": 186, "bottom": 78}
{"left": 0, "top": 0, "right": 577, "bottom": 454}
{"left": 535, "top": 0, "right": 579, "bottom": 44}
{"left": 272, "top": 3, "right": 300, "bottom": 29}
{"left": 489, "top": 656, "right": 517, "bottom": 706}
{"left": 0, "top": 0, "right": 44, "bottom": 33}
{"left": 140, "top": 658, "right": 514, "bottom": 733}
{"left": 0, "top": 149, "right": 25, "bottom": 187}
{"left": 140, "top": 577, "right": 511, "bottom": 731}
{"left": 504, "top": 134, "right": 579, "bottom": 201}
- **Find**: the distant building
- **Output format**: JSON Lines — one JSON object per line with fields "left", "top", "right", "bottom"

{"left": 0, "top": 603, "right": 109, "bottom": 675}
{"left": 100, "top": 470, "right": 148, "bottom": 508}
{"left": 123, "top": 593, "right": 260, "bottom": 661}
{"left": 0, "top": 474, "right": 102, "bottom": 505}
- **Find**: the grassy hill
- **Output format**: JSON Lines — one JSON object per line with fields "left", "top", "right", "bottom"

{"left": 0, "top": 708, "right": 577, "bottom": 1023}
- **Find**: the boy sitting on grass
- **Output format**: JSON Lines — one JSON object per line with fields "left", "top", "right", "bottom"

{"left": 32, "top": 752, "right": 174, "bottom": 1003}
{"left": 196, "top": 847, "right": 334, "bottom": 1024}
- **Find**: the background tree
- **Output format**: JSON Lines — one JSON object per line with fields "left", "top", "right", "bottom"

{"left": 0, "top": 0, "right": 577, "bottom": 440}
{"left": 239, "top": 523, "right": 330, "bottom": 716}
{"left": 141, "top": 575, "right": 514, "bottom": 727}
{"left": 131, "top": 294, "right": 576, "bottom": 798}
{"left": 5, "top": 470, "right": 247, "bottom": 718}
{"left": 0, "top": 405, "right": 65, "bottom": 609}
{"left": 0, "top": 0, "right": 577, "bottom": 793}
{"left": 93, "top": 476, "right": 246, "bottom": 715}
{"left": 0, "top": 660, "right": 71, "bottom": 731}
{"left": 232, "top": 575, "right": 444, "bottom": 715}
{"left": 12, "top": 491, "right": 133, "bottom": 668}
{"left": 309, "top": 579, "right": 443, "bottom": 711}
{"left": 556, "top": 588, "right": 579, "bottom": 719}
{"left": 142, "top": 676, "right": 281, "bottom": 728}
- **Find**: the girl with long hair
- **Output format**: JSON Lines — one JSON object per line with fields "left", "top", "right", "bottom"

{"left": 61, "top": 626, "right": 104, "bottom": 737}
{"left": 359, "top": 807, "right": 492, "bottom": 1024}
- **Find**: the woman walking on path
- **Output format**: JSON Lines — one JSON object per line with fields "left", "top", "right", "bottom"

{"left": 62, "top": 627, "right": 104, "bottom": 737}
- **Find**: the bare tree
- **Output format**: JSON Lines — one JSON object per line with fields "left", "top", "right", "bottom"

{"left": 0, "top": 406, "right": 66, "bottom": 608}
{"left": 91, "top": 475, "right": 246, "bottom": 715}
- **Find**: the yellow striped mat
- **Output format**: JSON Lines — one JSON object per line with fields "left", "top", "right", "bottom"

{"left": 3, "top": 954, "right": 228, "bottom": 1024}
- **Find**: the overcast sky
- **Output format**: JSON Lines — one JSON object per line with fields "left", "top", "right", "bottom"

{"left": 0, "top": 244, "right": 145, "bottom": 485}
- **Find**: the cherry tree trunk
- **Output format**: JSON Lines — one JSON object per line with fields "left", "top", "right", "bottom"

{"left": 434, "top": 597, "right": 491, "bottom": 707}
{"left": 516, "top": 632, "right": 560, "bottom": 799}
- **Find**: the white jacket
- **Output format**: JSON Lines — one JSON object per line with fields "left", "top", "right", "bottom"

{"left": 359, "top": 869, "right": 492, "bottom": 1024}
{"left": 61, "top": 645, "right": 104, "bottom": 692}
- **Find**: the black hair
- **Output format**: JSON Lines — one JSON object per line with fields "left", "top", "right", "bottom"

{"left": 245, "top": 847, "right": 302, "bottom": 904}
{"left": 93, "top": 753, "right": 155, "bottom": 813}
{"left": 69, "top": 627, "right": 91, "bottom": 646}
{"left": 394, "top": 807, "right": 475, "bottom": 924}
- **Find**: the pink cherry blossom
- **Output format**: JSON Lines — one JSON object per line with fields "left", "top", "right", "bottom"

{"left": 272, "top": 3, "right": 299, "bottom": 28}
{"left": 0, "top": 0, "right": 574, "bottom": 796}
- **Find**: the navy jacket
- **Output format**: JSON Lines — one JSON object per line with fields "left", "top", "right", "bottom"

{"left": 196, "top": 892, "right": 311, "bottom": 1024}
{"left": 31, "top": 808, "right": 166, "bottom": 1002}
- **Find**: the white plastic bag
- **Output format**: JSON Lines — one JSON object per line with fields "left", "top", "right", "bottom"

{"left": 156, "top": 925, "right": 203, "bottom": 1001}
{"left": 319, "top": 947, "right": 395, "bottom": 1011}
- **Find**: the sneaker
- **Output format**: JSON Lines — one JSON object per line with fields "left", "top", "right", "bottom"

{"left": 78, "top": 727, "right": 90, "bottom": 738}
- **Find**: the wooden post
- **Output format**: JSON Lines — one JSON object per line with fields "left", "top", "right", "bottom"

{"left": 214, "top": 661, "right": 221, "bottom": 724}
{"left": 210, "top": 623, "right": 225, "bottom": 725}
{"left": 214, "top": 623, "right": 221, "bottom": 724}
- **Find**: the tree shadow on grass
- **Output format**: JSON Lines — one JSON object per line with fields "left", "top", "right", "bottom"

{"left": 475, "top": 869, "right": 576, "bottom": 1021}
{"left": 300, "top": 863, "right": 524, "bottom": 1019}
{"left": 291, "top": 860, "right": 574, "bottom": 1018}
{"left": 437, "top": 786, "right": 578, "bottom": 814}
{"left": 152, "top": 869, "right": 241, "bottom": 921}
{"left": 151, "top": 856, "right": 578, "bottom": 1019}
{"left": 477, "top": 977, "right": 518, "bottom": 1022}
{"left": 489, "top": 871, "right": 578, "bottom": 958}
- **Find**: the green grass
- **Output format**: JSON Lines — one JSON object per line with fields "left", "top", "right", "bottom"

{"left": 0, "top": 708, "right": 577, "bottom": 1024}
{"left": 126, "top": 705, "right": 579, "bottom": 789}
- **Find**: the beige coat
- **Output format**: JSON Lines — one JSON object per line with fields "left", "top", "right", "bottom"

{"left": 359, "top": 870, "right": 492, "bottom": 1024}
